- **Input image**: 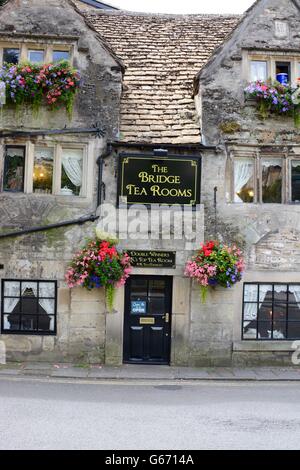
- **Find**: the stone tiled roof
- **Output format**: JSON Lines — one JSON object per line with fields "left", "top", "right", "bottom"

{"left": 85, "top": 10, "right": 240, "bottom": 144}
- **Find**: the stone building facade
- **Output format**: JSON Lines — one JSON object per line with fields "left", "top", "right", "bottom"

{"left": 0, "top": 0, "right": 299, "bottom": 366}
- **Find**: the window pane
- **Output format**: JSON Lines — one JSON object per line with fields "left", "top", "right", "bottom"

{"left": 244, "top": 284, "right": 258, "bottom": 302}
{"left": 3, "top": 146, "right": 25, "bottom": 192}
{"left": 28, "top": 50, "right": 44, "bottom": 63}
{"left": 273, "top": 303, "right": 287, "bottom": 321}
{"left": 288, "top": 304, "right": 300, "bottom": 321}
{"left": 244, "top": 303, "right": 257, "bottom": 321}
{"left": 259, "top": 284, "right": 273, "bottom": 302}
{"left": 273, "top": 285, "right": 287, "bottom": 302}
{"left": 21, "top": 315, "right": 37, "bottom": 331}
{"left": 39, "top": 299, "right": 55, "bottom": 315}
{"left": 258, "top": 303, "right": 273, "bottom": 321}
{"left": 33, "top": 147, "right": 54, "bottom": 194}
{"left": 250, "top": 61, "right": 267, "bottom": 81}
{"left": 53, "top": 50, "right": 70, "bottom": 62}
{"left": 292, "top": 161, "right": 300, "bottom": 202}
{"left": 21, "top": 281, "right": 37, "bottom": 297}
{"left": 257, "top": 322, "right": 272, "bottom": 339}
{"left": 234, "top": 158, "right": 254, "bottom": 203}
{"left": 3, "top": 48, "right": 19, "bottom": 64}
{"left": 289, "top": 285, "right": 300, "bottom": 303}
{"left": 3, "top": 298, "right": 19, "bottom": 314}
{"left": 3, "top": 281, "right": 20, "bottom": 297}
{"left": 262, "top": 159, "right": 282, "bottom": 203}
{"left": 273, "top": 322, "right": 286, "bottom": 339}
{"left": 276, "top": 61, "right": 290, "bottom": 85}
{"left": 38, "top": 315, "right": 55, "bottom": 332}
{"left": 4, "top": 314, "right": 20, "bottom": 330}
{"left": 131, "top": 279, "right": 147, "bottom": 298}
{"left": 243, "top": 322, "right": 257, "bottom": 339}
{"left": 61, "top": 149, "right": 83, "bottom": 196}
{"left": 288, "top": 322, "right": 300, "bottom": 339}
{"left": 39, "top": 282, "right": 55, "bottom": 298}
{"left": 149, "top": 280, "right": 165, "bottom": 297}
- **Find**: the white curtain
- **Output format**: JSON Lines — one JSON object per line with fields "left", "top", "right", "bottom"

{"left": 3, "top": 281, "right": 20, "bottom": 314}
{"left": 250, "top": 61, "right": 267, "bottom": 81}
{"left": 244, "top": 284, "right": 258, "bottom": 321}
{"left": 62, "top": 149, "right": 83, "bottom": 190}
{"left": 290, "top": 286, "right": 300, "bottom": 309}
{"left": 234, "top": 159, "right": 254, "bottom": 202}
{"left": 3, "top": 281, "right": 54, "bottom": 315}
{"left": 39, "top": 282, "right": 55, "bottom": 314}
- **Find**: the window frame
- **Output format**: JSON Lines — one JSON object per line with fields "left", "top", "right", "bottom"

{"left": 1, "top": 142, "right": 89, "bottom": 199}
{"left": 242, "top": 282, "right": 300, "bottom": 341}
{"left": 1, "top": 279, "right": 57, "bottom": 336}
{"left": 245, "top": 51, "right": 300, "bottom": 86}
{"left": 0, "top": 42, "right": 73, "bottom": 66}
{"left": 3, "top": 144, "right": 27, "bottom": 193}
{"left": 230, "top": 149, "right": 300, "bottom": 204}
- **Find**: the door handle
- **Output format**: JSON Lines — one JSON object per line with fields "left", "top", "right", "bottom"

{"left": 163, "top": 313, "right": 170, "bottom": 323}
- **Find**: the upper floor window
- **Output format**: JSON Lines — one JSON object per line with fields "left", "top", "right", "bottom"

{"left": 0, "top": 43, "right": 72, "bottom": 66}
{"left": 28, "top": 49, "right": 45, "bottom": 64}
{"left": 53, "top": 50, "right": 70, "bottom": 62}
{"left": 3, "top": 48, "right": 20, "bottom": 65}
{"left": 248, "top": 54, "right": 300, "bottom": 86}
{"left": 3, "top": 146, "right": 25, "bottom": 193}
{"left": 2, "top": 143, "right": 87, "bottom": 198}
{"left": 1, "top": 280, "right": 57, "bottom": 335}
{"left": 242, "top": 283, "right": 300, "bottom": 340}
{"left": 230, "top": 150, "right": 300, "bottom": 204}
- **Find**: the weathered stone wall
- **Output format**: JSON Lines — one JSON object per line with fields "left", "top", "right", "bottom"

{"left": 0, "top": 0, "right": 122, "bottom": 362}
{"left": 195, "top": 0, "right": 300, "bottom": 365}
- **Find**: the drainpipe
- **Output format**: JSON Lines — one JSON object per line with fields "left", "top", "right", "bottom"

{"left": 96, "top": 143, "right": 112, "bottom": 208}
{"left": 0, "top": 214, "right": 99, "bottom": 240}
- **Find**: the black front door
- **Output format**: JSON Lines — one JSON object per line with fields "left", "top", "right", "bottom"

{"left": 123, "top": 276, "right": 172, "bottom": 365}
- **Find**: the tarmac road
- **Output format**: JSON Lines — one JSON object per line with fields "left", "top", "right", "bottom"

{"left": 0, "top": 377, "right": 300, "bottom": 450}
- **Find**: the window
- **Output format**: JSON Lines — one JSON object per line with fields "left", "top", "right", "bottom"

{"left": 234, "top": 158, "right": 255, "bottom": 203}
{"left": 3, "top": 48, "right": 19, "bottom": 64}
{"left": 250, "top": 61, "right": 267, "bottom": 81}
{"left": 248, "top": 54, "right": 300, "bottom": 86}
{"left": 1, "top": 280, "right": 57, "bottom": 335}
{"left": 276, "top": 61, "right": 291, "bottom": 84}
{"left": 262, "top": 158, "right": 282, "bottom": 203}
{"left": 242, "top": 283, "right": 300, "bottom": 340}
{"left": 1, "top": 143, "right": 87, "bottom": 197}
{"left": 33, "top": 147, "right": 54, "bottom": 194}
{"left": 292, "top": 161, "right": 300, "bottom": 202}
{"left": 61, "top": 148, "right": 83, "bottom": 196}
{"left": 231, "top": 151, "right": 300, "bottom": 204}
{"left": 53, "top": 50, "right": 70, "bottom": 62}
{"left": 28, "top": 49, "right": 45, "bottom": 63}
{"left": 3, "top": 146, "right": 25, "bottom": 192}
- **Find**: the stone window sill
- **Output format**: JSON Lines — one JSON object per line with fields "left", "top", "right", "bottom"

{"left": 233, "top": 341, "right": 296, "bottom": 352}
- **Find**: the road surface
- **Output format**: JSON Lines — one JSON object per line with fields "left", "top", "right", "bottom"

{"left": 0, "top": 377, "right": 300, "bottom": 449}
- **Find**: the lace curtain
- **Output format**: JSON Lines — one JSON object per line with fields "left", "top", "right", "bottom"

{"left": 234, "top": 159, "right": 254, "bottom": 202}
{"left": 250, "top": 61, "right": 267, "bottom": 81}
{"left": 62, "top": 149, "right": 83, "bottom": 192}
{"left": 3, "top": 281, "right": 54, "bottom": 315}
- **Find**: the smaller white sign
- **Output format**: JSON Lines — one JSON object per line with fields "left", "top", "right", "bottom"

{"left": 275, "top": 20, "right": 289, "bottom": 39}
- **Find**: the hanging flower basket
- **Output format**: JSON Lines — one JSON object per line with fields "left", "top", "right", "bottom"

{"left": 244, "top": 80, "right": 300, "bottom": 127}
{"left": 0, "top": 60, "right": 81, "bottom": 118}
{"left": 65, "top": 234, "right": 132, "bottom": 311}
{"left": 184, "top": 241, "right": 245, "bottom": 303}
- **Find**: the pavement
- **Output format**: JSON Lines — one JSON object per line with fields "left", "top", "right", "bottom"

{"left": 1, "top": 378, "right": 300, "bottom": 449}
{"left": 1, "top": 361, "right": 300, "bottom": 381}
